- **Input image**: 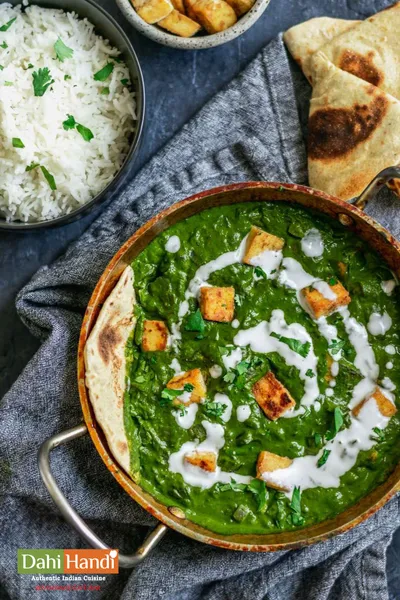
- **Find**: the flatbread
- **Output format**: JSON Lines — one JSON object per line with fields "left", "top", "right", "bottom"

{"left": 308, "top": 52, "right": 400, "bottom": 201}
{"left": 283, "top": 17, "right": 360, "bottom": 83}
{"left": 84, "top": 265, "right": 136, "bottom": 476}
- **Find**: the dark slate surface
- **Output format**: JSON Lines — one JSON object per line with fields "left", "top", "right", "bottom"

{"left": 0, "top": 0, "right": 398, "bottom": 596}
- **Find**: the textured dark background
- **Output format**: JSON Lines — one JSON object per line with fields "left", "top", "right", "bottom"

{"left": 0, "top": 0, "right": 399, "bottom": 596}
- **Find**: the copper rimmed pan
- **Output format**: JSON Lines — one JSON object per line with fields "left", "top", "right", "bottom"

{"left": 38, "top": 167, "right": 400, "bottom": 567}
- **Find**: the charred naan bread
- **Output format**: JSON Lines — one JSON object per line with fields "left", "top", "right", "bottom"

{"left": 84, "top": 266, "right": 136, "bottom": 477}
{"left": 283, "top": 17, "right": 360, "bottom": 83}
{"left": 308, "top": 53, "right": 400, "bottom": 200}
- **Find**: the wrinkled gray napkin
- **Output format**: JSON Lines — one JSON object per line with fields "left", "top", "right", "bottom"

{"left": 1, "top": 30, "right": 400, "bottom": 600}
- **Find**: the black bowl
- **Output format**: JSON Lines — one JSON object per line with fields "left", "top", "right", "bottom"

{"left": 0, "top": 0, "right": 145, "bottom": 230}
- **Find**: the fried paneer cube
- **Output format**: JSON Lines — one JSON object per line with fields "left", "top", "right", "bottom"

{"left": 133, "top": 0, "right": 173, "bottom": 23}
{"left": 252, "top": 371, "right": 296, "bottom": 420}
{"left": 353, "top": 387, "right": 397, "bottom": 418}
{"left": 171, "top": 0, "right": 186, "bottom": 11}
{"left": 159, "top": 9, "right": 201, "bottom": 35}
{"left": 199, "top": 286, "right": 235, "bottom": 322}
{"left": 243, "top": 226, "right": 285, "bottom": 265}
{"left": 184, "top": 0, "right": 237, "bottom": 33}
{"left": 141, "top": 320, "right": 169, "bottom": 351}
{"left": 225, "top": 0, "right": 255, "bottom": 16}
{"left": 301, "top": 281, "right": 351, "bottom": 319}
{"left": 256, "top": 451, "right": 292, "bottom": 492}
{"left": 185, "top": 450, "right": 217, "bottom": 472}
{"left": 167, "top": 368, "right": 206, "bottom": 404}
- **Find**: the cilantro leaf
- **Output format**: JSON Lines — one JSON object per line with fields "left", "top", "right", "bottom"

{"left": 185, "top": 309, "right": 205, "bottom": 334}
{"left": 26, "top": 162, "right": 39, "bottom": 172}
{"left": 223, "top": 371, "right": 236, "bottom": 384}
{"left": 328, "top": 339, "right": 346, "bottom": 356}
{"left": 32, "top": 67, "right": 54, "bottom": 97}
{"left": 40, "top": 166, "right": 57, "bottom": 190}
{"left": 183, "top": 383, "right": 194, "bottom": 393}
{"left": 270, "top": 332, "right": 311, "bottom": 358}
{"left": 254, "top": 266, "right": 267, "bottom": 279}
{"left": 236, "top": 360, "right": 250, "bottom": 375}
{"left": 290, "top": 486, "right": 304, "bottom": 526}
{"left": 100, "top": 86, "right": 110, "bottom": 95}
{"left": 120, "top": 78, "right": 129, "bottom": 87}
{"left": 54, "top": 38, "right": 74, "bottom": 62}
{"left": 219, "top": 480, "right": 247, "bottom": 492}
{"left": 314, "top": 432, "right": 322, "bottom": 446}
{"left": 305, "top": 368, "right": 314, "bottom": 378}
{"left": 63, "top": 114, "right": 76, "bottom": 130}
{"left": 0, "top": 17, "right": 16, "bottom": 31}
{"left": 333, "top": 407, "right": 344, "bottom": 434}
{"left": 12, "top": 137, "right": 24, "bottom": 148}
{"left": 371, "top": 426, "right": 384, "bottom": 442}
{"left": 161, "top": 388, "right": 182, "bottom": 402}
{"left": 64, "top": 74, "right": 71, "bottom": 80}
{"left": 76, "top": 123, "right": 94, "bottom": 142}
{"left": 317, "top": 449, "right": 331, "bottom": 468}
{"left": 328, "top": 277, "right": 337, "bottom": 286}
{"left": 94, "top": 63, "right": 114, "bottom": 81}
{"left": 27, "top": 63, "right": 34, "bottom": 69}
{"left": 0, "top": 41, "right": 8, "bottom": 49}
{"left": 247, "top": 479, "right": 268, "bottom": 512}
{"left": 203, "top": 400, "right": 226, "bottom": 419}
{"left": 0, "top": 65, "right": 3, "bottom": 71}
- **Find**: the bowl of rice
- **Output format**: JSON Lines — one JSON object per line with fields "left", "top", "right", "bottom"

{"left": 0, "top": 0, "right": 145, "bottom": 228}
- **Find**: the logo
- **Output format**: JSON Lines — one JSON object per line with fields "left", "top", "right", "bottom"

{"left": 17, "top": 549, "right": 119, "bottom": 574}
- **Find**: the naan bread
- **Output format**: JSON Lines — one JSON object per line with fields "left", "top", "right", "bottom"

{"left": 308, "top": 53, "right": 400, "bottom": 201}
{"left": 283, "top": 17, "right": 360, "bottom": 82}
{"left": 84, "top": 266, "right": 136, "bottom": 477}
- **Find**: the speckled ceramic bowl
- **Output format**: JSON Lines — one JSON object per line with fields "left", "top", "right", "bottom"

{"left": 115, "top": 0, "right": 271, "bottom": 49}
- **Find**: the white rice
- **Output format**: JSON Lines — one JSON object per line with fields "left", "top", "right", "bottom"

{"left": 0, "top": 4, "right": 137, "bottom": 222}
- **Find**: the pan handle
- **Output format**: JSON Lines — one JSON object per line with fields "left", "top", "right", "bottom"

{"left": 352, "top": 166, "right": 400, "bottom": 210}
{"left": 38, "top": 424, "right": 167, "bottom": 568}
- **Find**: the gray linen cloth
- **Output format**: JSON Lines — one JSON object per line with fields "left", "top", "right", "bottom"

{"left": 1, "top": 30, "right": 400, "bottom": 600}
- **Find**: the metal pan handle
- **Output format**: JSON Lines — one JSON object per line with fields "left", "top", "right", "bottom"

{"left": 38, "top": 424, "right": 167, "bottom": 568}
{"left": 352, "top": 166, "right": 400, "bottom": 210}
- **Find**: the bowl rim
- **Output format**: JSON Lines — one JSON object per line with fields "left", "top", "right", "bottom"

{"left": 77, "top": 180, "right": 400, "bottom": 551}
{"left": 115, "top": 0, "right": 271, "bottom": 50}
{"left": 0, "top": 0, "right": 145, "bottom": 231}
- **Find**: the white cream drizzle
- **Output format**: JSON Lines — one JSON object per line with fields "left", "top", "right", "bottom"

{"left": 172, "top": 403, "right": 198, "bottom": 429}
{"left": 165, "top": 235, "right": 181, "bottom": 253}
{"left": 231, "top": 319, "right": 240, "bottom": 329}
{"left": 209, "top": 364, "right": 222, "bottom": 379}
{"left": 312, "top": 281, "right": 337, "bottom": 300}
{"left": 260, "top": 396, "right": 391, "bottom": 496}
{"left": 222, "top": 347, "right": 243, "bottom": 371}
{"left": 381, "top": 280, "right": 396, "bottom": 296}
{"left": 385, "top": 344, "right": 396, "bottom": 355}
{"left": 301, "top": 228, "right": 324, "bottom": 258}
{"left": 237, "top": 405, "right": 251, "bottom": 422}
{"left": 367, "top": 312, "right": 392, "bottom": 336}
{"left": 234, "top": 309, "right": 319, "bottom": 416}
{"left": 168, "top": 420, "right": 251, "bottom": 489}
{"left": 169, "top": 358, "right": 183, "bottom": 375}
{"left": 249, "top": 249, "right": 282, "bottom": 278}
{"left": 386, "top": 362, "right": 393, "bottom": 370}
{"left": 214, "top": 393, "right": 232, "bottom": 422}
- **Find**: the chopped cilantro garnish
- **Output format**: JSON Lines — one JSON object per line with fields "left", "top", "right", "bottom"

{"left": 62, "top": 114, "right": 76, "bottom": 130}
{"left": 317, "top": 449, "right": 331, "bottom": 468}
{"left": 100, "top": 86, "right": 109, "bottom": 95}
{"left": 203, "top": 400, "right": 226, "bottom": 419}
{"left": 0, "top": 65, "right": 3, "bottom": 71}
{"left": 314, "top": 432, "right": 322, "bottom": 446}
{"left": 12, "top": 137, "right": 24, "bottom": 148}
{"left": 305, "top": 368, "right": 314, "bottom": 378}
{"left": 185, "top": 309, "right": 206, "bottom": 337}
{"left": 40, "top": 166, "right": 57, "bottom": 190}
{"left": 161, "top": 388, "right": 182, "bottom": 402}
{"left": 94, "top": 62, "right": 114, "bottom": 81}
{"left": 183, "top": 383, "right": 194, "bottom": 392}
{"left": 219, "top": 479, "right": 247, "bottom": 492}
{"left": 223, "top": 371, "right": 236, "bottom": 384}
{"left": 120, "top": 78, "right": 129, "bottom": 87}
{"left": 270, "top": 332, "right": 311, "bottom": 358}
{"left": 0, "top": 41, "right": 8, "bottom": 49}
{"left": 290, "top": 486, "right": 304, "bottom": 526}
{"left": 54, "top": 38, "right": 74, "bottom": 62}
{"left": 218, "top": 478, "right": 268, "bottom": 513}
{"left": 32, "top": 67, "right": 54, "bottom": 97}
{"left": 371, "top": 426, "right": 384, "bottom": 442}
{"left": 236, "top": 360, "right": 250, "bottom": 375}
{"left": 160, "top": 387, "right": 187, "bottom": 415}
{"left": 254, "top": 266, "right": 267, "bottom": 279}
{"left": 328, "top": 277, "right": 337, "bottom": 286}
{"left": 328, "top": 339, "right": 346, "bottom": 356}
{"left": 0, "top": 17, "right": 17, "bottom": 32}
{"left": 27, "top": 63, "right": 34, "bottom": 69}
{"left": 76, "top": 123, "right": 94, "bottom": 142}
{"left": 112, "top": 56, "right": 123, "bottom": 63}
{"left": 64, "top": 74, "right": 71, "bottom": 80}
{"left": 25, "top": 162, "right": 39, "bottom": 172}
{"left": 333, "top": 406, "right": 344, "bottom": 433}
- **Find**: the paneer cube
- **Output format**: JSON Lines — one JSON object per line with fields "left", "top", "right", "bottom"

{"left": 353, "top": 387, "right": 397, "bottom": 418}
{"left": 300, "top": 281, "right": 351, "bottom": 319}
{"left": 141, "top": 320, "right": 169, "bottom": 352}
{"left": 184, "top": 0, "right": 237, "bottom": 33}
{"left": 171, "top": 0, "right": 186, "bottom": 12}
{"left": 252, "top": 371, "right": 296, "bottom": 420}
{"left": 185, "top": 450, "right": 217, "bottom": 472}
{"left": 225, "top": 0, "right": 255, "bottom": 16}
{"left": 167, "top": 368, "right": 206, "bottom": 404}
{"left": 243, "top": 226, "right": 285, "bottom": 265}
{"left": 159, "top": 10, "right": 201, "bottom": 35}
{"left": 256, "top": 451, "right": 292, "bottom": 492}
{"left": 199, "top": 286, "right": 235, "bottom": 322}
{"left": 133, "top": 0, "right": 174, "bottom": 24}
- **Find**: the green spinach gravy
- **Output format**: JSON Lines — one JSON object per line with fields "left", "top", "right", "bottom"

{"left": 124, "top": 202, "right": 400, "bottom": 535}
